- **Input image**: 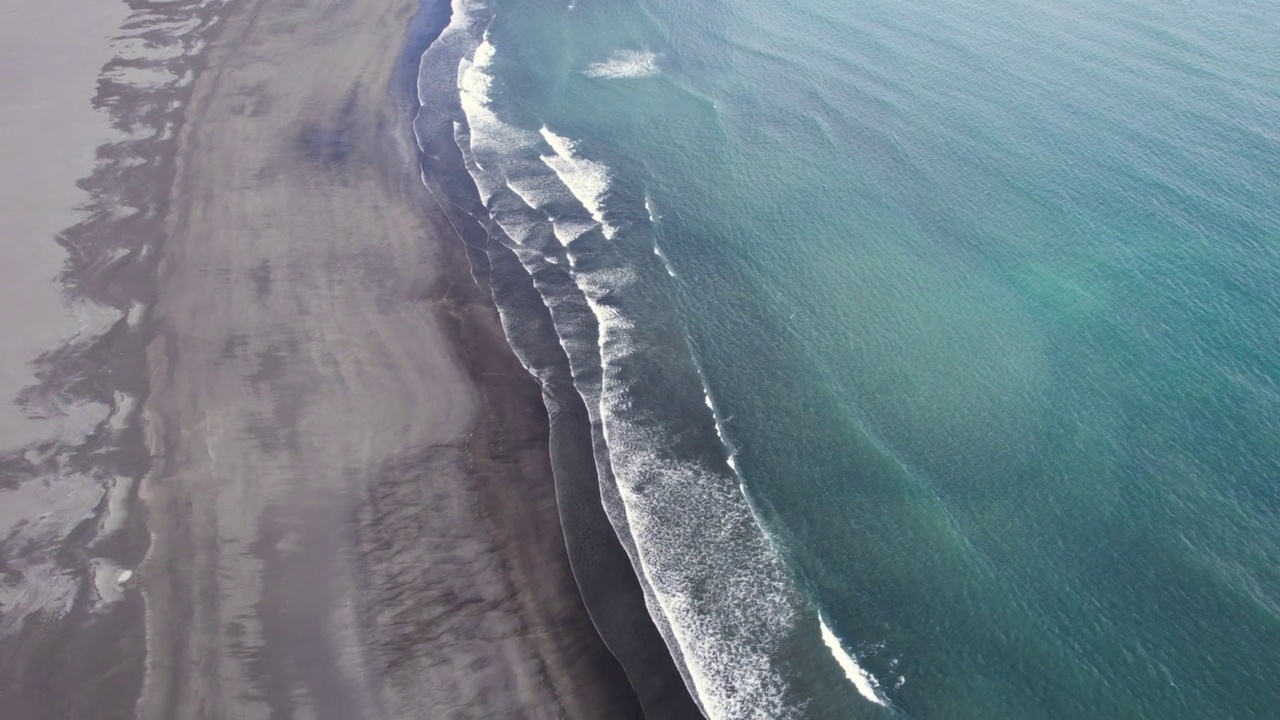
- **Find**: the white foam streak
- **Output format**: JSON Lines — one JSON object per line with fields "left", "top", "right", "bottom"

{"left": 419, "top": 11, "right": 826, "bottom": 715}
{"left": 694, "top": 357, "right": 738, "bottom": 477}
{"left": 539, "top": 126, "right": 618, "bottom": 239}
{"left": 456, "top": 46, "right": 622, "bottom": 243}
{"left": 573, "top": 281, "right": 801, "bottom": 718}
{"left": 505, "top": 174, "right": 562, "bottom": 210}
{"left": 457, "top": 38, "right": 541, "bottom": 168}
{"left": 598, "top": 412, "right": 797, "bottom": 719}
{"left": 585, "top": 49, "right": 661, "bottom": 79}
{"left": 506, "top": 180, "right": 537, "bottom": 209}
{"left": 820, "top": 616, "right": 889, "bottom": 707}
{"left": 644, "top": 194, "right": 659, "bottom": 222}
{"left": 453, "top": 122, "right": 498, "bottom": 205}
{"left": 653, "top": 241, "right": 677, "bottom": 277}
{"left": 553, "top": 219, "right": 596, "bottom": 247}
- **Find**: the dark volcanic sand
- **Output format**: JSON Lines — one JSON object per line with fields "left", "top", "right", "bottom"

{"left": 1, "top": 0, "right": 645, "bottom": 716}
{"left": 409, "top": 7, "right": 706, "bottom": 717}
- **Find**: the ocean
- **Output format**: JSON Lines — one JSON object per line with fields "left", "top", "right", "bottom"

{"left": 410, "top": 0, "right": 1280, "bottom": 716}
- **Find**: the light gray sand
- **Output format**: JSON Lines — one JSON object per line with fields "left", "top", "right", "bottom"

{"left": 139, "top": 0, "right": 639, "bottom": 717}
{"left": 0, "top": 10, "right": 166, "bottom": 715}
{"left": 0, "top": 0, "right": 127, "bottom": 444}
{"left": 0, "top": 0, "right": 643, "bottom": 716}
{"left": 0, "top": 0, "right": 131, "bottom": 629}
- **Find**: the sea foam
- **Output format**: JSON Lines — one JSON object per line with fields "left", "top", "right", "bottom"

{"left": 458, "top": 39, "right": 621, "bottom": 245}
{"left": 653, "top": 241, "right": 678, "bottom": 277}
{"left": 418, "top": 5, "right": 866, "bottom": 716}
{"left": 458, "top": 40, "right": 541, "bottom": 162}
{"left": 564, "top": 263, "right": 804, "bottom": 718}
{"left": 585, "top": 49, "right": 661, "bottom": 79}
{"left": 539, "top": 126, "right": 619, "bottom": 239}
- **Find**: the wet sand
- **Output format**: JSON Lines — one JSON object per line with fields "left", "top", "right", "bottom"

{"left": 0, "top": 0, "right": 126, "bottom": 446}
{"left": 0, "top": 0, "right": 131, "bottom": 632}
{"left": 1, "top": 0, "right": 642, "bottom": 716}
{"left": 0, "top": 0, "right": 201, "bottom": 714}
{"left": 140, "top": 0, "right": 642, "bottom": 717}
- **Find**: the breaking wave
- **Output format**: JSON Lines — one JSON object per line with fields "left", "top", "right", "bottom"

{"left": 820, "top": 614, "right": 890, "bottom": 708}
{"left": 538, "top": 126, "right": 619, "bottom": 239}
{"left": 413, "top": 3, "right": 892, "bottom": 716}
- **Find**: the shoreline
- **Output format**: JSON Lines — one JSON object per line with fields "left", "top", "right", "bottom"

{"left": 410, "top": 5, "right": 708, "bottom": 716}
{"left": 2, "top": 0, "right": 643, "bottom": 716}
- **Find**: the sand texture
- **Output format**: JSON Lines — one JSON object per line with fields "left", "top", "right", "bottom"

{"left": 1, "top": 0, "right": 643, "bottom": 716}
{"left": 137, "top": 0, "right": 643, "bottom": 716}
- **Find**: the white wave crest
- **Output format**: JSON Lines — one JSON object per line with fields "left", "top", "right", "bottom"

{"left": 567, "top": 271, "right": 803, "bottom": 718}
{"left": 455, "top": 37, "right": 629, "bottom": 248}
{"left": 455, "top": 41, "right": 627, "bottom": 252}
{"left": 461, "top": 38, "right": 496, "bottom": 104}
{"left": 505, "top": 174, "right": 563, "bottom": 211}
{"left": 702, "top": 388, "right": 735, "bottom": 469}
{"left": 585, "top": 49, "right": 661, "bottom": 79}
{"left": 599, "top": 413, "right": 799, "bottom": 719}
{"left": 653, "top": 242, "right": 677, "bottom": 277}
{"left": 420, "top": 12, "right": 848, "bottom": 716}
{"left": 539, "top": 126, "right": 618, "bottom": 239}
{"left": 553, "top": 219, "right": 597, "bottom": 247}
{"left": 819, "top": 615, "right": 889, "bottom": 707}
{"left": 458, "top": 40, "right": 541, "bottom": 162}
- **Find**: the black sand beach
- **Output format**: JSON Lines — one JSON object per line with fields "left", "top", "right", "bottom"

{"left": 409, "top": 8, "right": 706, "bottom": 715}
{"left": 0, "top": 0, "right": 662, "bottom": 716}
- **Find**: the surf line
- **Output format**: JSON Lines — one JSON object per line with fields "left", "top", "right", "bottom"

{"left": 819, "top": 613, "right": 890, "bottom": 707}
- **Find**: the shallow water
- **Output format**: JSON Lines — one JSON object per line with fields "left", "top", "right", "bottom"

{"left": 416, "top": 0, "right": 1280, "bottom": 715}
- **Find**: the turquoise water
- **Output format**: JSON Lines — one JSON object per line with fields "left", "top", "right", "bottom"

{"left": 416, "top": 0, "right": 1280, "bottom": 716}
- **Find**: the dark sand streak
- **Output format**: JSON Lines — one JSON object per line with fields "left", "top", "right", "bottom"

{"left": 410, "top": 8, "right": 705, "bottom": 716}
{"left": 2, "top": 0, "right": 648, "bottom": 714}
{"left": 135, "top": 0, "right": 641, "bottom": 717}
{"left": 0, "top": 0, "right": 229, "bottom": 717}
